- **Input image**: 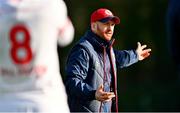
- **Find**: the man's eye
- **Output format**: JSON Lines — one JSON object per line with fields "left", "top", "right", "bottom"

{"left": 111, "top": 24, "right": 115, "bottom": 26}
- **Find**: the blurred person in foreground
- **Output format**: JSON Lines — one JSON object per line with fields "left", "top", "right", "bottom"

{"left": 65, "top": 8, "right": 151, "bottom": 113}
{"left": 166, "top": 0, "right": 180, "bottom": 82}
{"left": 0, "top": 0, "right": 74, "bottom": 112}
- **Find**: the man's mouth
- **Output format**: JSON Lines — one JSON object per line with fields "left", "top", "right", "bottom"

{"left": 106, "top": 32, "right": 112, "bottom": 35}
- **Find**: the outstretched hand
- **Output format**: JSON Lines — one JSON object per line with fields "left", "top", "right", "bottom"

{"left": 136, "top": 42, "right": 151, "bottom": 61}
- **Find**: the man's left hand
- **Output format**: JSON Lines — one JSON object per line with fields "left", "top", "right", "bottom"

{"left": 136, "top": 42, "right": 151, "bottom": 61}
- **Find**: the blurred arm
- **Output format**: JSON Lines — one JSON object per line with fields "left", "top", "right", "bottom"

{"left": 58, "top": 17, "right": 74, "bottom": 47}
{"left": 56, "top": 0, "right": 74, "bottom": 47}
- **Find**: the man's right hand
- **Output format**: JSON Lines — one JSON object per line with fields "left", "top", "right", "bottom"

{"left": 95, "top": 84, "right": 115, "bottom": 102}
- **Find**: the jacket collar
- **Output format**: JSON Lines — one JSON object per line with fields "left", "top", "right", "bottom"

{"left": 84, "top": 29, "right": 115, "bottom": 49}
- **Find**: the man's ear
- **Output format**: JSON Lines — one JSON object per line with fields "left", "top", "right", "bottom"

{"left": 91, "top": 22, "right": 97, "bottom": 31}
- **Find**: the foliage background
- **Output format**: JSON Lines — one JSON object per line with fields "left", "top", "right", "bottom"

{"left": 58, "top": 0, "right": 180, "bottom": 111}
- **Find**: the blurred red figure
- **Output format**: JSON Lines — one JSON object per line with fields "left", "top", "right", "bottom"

{"left": 0, "top": 0, "right": 74, "bottom": 112}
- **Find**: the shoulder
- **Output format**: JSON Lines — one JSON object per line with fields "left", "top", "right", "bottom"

{"left": 67, "top": 44, "right": 90, "bottom": 64}
{"left": 78, "top": 37, "right": 94, "bottom": 52}
{"left": 67, "top": 38, "right": 91, "bottom": 58}
{"left": 71, "top": 41, "right": 90, "bottom": 56}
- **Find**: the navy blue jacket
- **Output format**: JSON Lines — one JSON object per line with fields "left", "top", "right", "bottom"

{"left": 65, "top": 30, "right": 138, "bottom": 112}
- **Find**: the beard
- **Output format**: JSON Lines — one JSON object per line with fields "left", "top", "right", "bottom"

{"left": 97, "top": 25, "right": 113, "bottom": 41}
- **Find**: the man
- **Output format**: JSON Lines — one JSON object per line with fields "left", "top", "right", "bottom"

{"left": 0, "top": 0, "right": 74, "bottom": 112}
{"left": 65, "top": 8, "right": 151, "bottom": 112}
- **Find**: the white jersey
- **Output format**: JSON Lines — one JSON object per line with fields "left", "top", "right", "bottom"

{"left": 0, "top": 0, "right": 74, "bottom": 112}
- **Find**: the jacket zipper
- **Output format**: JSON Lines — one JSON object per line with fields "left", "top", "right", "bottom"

{"left": 109, "top": 41, "right": 118, "bottom": 113}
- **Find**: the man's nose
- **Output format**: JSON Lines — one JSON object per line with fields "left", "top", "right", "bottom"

{"left": 108, "top": 26, "right": 113, "bottom": 31}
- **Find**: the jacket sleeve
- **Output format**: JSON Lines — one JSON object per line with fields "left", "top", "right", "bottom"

{"left": 65, "top": 46, "right": 96, "bottom": 101}
{"left": 114, "top": 49, "right": 139, "bottom": 68}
